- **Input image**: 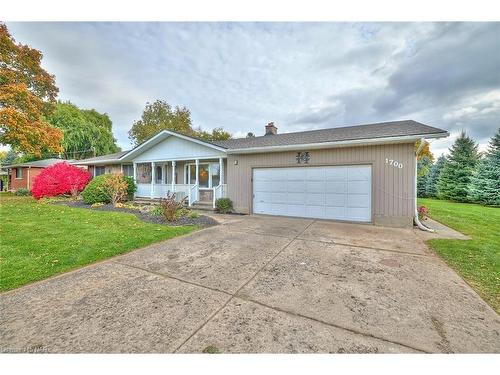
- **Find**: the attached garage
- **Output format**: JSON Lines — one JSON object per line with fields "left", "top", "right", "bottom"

{"left": 252, "top": 165, "right": 372, "bottom": 222}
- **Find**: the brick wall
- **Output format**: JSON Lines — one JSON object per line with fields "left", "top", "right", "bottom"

{"left": 9, "top": 167, "right": 43, "bottom": 191}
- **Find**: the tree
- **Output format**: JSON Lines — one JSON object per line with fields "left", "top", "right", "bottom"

{"left": 425, "top": 155, "right": 446, "bottom": 198}
{"left": 417, "top": 155, "right": 432, "bottom": 197}
{"left": 128, "top": 100, "right": 193, "bottom": 145}
{"left": 468, "top": 128, "right": 500, "bottom": 206}
{"left": 45, "top": 101, "right": 120, "bottom": 159}
{"left": 31, "top": 162, "right": 91, "bottom": 199}
{"left": 128, "top": 100, "right": 232, "bottom": 145}
{"left": 437, "top": 131, "right": 479, "bottom": 202}
{"left": 0, "top": 23, "right": 62, "bottom": 157}
{"left": 195, "top": 127, "right": 232, "bottom": 142}
{"left": 246, "top": 132, "right": 255, "bottom": 138}
{"left": 415, "top": 139, "right": 434, "bottom": 162}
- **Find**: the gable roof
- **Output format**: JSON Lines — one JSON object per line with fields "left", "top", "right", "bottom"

{"left": 212, "top": 120, "right": 448, "bottom": 151}
{"left": 74, "top": 120, "right": 448, "bottom": 163}
{"left": 71, "top": 151, "right": 130, "bottom": 164}
{"left": 3, "top": 158, "right": 74, "bottom": 168}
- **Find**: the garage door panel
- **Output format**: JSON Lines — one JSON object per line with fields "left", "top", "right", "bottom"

{"left": 287, "top": 204, "right": 306, "bottom": 217}
{"left": 347, "top": 207, "right": 371, "bottom": 222}
{"left": 253, "top": 165, "right": 371, "bottom": 223}
{"left": 306, "top": 181, "right": 325, "bottom": 193}
{"left": 348, "top": 181, "right": 370, "bottom": 194}
{"left": 286, "top": 168, "right": 305, "bottom": 180}
{"left": 305, "top": 205, "right": 325, "bottom": 218}
{"left": 348, "top": 166, "right": 371, "bottom": 181}
{"left": 325, "top": 167, "right": 346, "bottom": 180}
{"left": 347, "top": 194, "right": 370, "bottom": 208}
{"left": 287, "top": 192, "right": 306, "bottom": 204}
{"left": 326, "top": 181, "right": 346, "bottom": 193}
{"left": 306, "top": 193, "right": 325, "bottom": 205}
{"left": 325, "top": 206, "right": 346, "bottom": 219}
{"left": 305, "top": 168, "right": 325, "bottom": 180}
{"left": 325, "top": 193, "right": 346, "bottom": 207}
{"left": 287, "top": 181, "right": 306, "bottom": 193}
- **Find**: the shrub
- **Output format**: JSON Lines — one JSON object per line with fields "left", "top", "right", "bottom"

{"left": 14, "top": 188, "right": 30, "bottom": 196}
{"left": 188, "top": 210, "right": 199, "bottom": 219}
{"left": 81, "top": 173, "right": 136, "bottom": 205}
{"left": 103, "top": 174, "right": 128, "bottom": 206}
{"left": 215, "top": 198, "right": 233, "bottom": 213}
{"left": 31, "top": 162, "right": 91, "bottom": 200}
{"left": 158, "top": 192, "right": 187, "bottom": 222}
{"left": 417, "top": 205, "right": 429, "bottom": 221}
{"left": 123, "top": 176, "right": 137, "bottom": 198}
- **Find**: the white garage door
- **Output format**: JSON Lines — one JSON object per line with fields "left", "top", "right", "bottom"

{"left": 252, "top": 165, "right": 371, "bottom": 222}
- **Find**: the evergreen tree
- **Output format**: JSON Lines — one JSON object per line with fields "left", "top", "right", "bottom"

{"left": 426, "top": 155, "right": 446, "bottom": 197}
{"left": 417, "top": 155, "right": 432, "bottom": 197}
{"left": 468, "top": 128, "right": 500, "bottom": 206}
{"left": 437, "top": 131, "right": 479, "bottom": 202}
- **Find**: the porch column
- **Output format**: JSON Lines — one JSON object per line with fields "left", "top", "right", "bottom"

{"left": 219, "top": 157, "right": 224, "bottom": 187}
{"left": 195, "top": 159, "right": 199, "bottom": 186}
{"left": 150, "top": 162, "right": 155, "bottom": 199}
{"left": 171, "top": 161, "right": 176, "bottom": 193}
{"left": 132, "top": 162, "right": 137, "bottom": 198}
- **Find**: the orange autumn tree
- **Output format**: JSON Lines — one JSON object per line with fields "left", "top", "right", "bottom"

{"left": 0, "top": 23, "right": 62, "bottom": 157}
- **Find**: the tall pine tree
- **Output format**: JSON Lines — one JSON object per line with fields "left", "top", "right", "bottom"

{"left": 417, "top": 155, "right": 432, "bottom": 197}
{"left": 468, "top": 128, "right": 500, "bottom": 206}
{"left": 437, "top": 131, "right": 479, "bottom": 202}
{"left": 426, "top": 155, "right": 446, "bottom": 198}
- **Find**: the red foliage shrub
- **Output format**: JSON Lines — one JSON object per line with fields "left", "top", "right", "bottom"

{"left": 31, "top": 162, "right": 91, "bottom": 199}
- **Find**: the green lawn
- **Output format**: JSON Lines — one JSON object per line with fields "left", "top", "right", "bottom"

{"left": 0, "top": 194, "right": 196, "bottom": 291}
{"left": 418, "top": 198, "right": 500, "bottom": 313}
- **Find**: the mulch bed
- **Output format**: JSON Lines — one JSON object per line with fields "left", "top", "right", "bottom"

{"left": 54, "top": 200, "right": 219, "bottom": 228}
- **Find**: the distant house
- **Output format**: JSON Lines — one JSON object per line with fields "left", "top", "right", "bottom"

{"left": 4, "top": 158, "right": 82, "bottom": 192}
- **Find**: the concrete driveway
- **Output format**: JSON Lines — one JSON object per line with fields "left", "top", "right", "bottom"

{"left": 1, "top": 215, "right": 499, "bottom": 353}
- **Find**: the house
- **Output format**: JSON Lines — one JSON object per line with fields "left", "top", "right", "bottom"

{"left": 75, "top": 120, "right": 448, "bottom": 227}
{"left": 4, "top": 158, "right": 77, "bottom": 192}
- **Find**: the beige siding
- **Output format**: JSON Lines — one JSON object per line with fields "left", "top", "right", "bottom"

{"left": 227, "top": 143, "right": 416, "bottom": 227}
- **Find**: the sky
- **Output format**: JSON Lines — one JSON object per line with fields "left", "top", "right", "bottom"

{"left": 6, "top": 22, "right": 500, "bottom": 156}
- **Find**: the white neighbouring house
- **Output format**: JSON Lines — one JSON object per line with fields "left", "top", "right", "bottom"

{"left": 75, "top": 120, "right": 449, "bottom": 227}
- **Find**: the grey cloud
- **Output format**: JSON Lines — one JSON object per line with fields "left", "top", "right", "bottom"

{"left": 5, "top": 22, "right": 499, "bottom": 155}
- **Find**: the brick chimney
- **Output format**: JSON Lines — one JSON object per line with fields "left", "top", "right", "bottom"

{"left": 265, "top": 122, "right": 277, "bottom": 136}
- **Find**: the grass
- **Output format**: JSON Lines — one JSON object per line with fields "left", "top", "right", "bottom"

{"left": 0, "top": 193, "right": 196, "bottom": 291}
{"left": 418, "top": 198, "right": 500, "bottom": 313}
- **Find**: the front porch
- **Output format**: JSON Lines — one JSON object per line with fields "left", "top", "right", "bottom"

{"left": 134, "top": 157, "right": 227, "bottom": 208}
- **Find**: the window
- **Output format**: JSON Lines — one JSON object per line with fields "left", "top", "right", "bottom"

{"left": 185, "top": 163, "right": 221, "bottom": 188}
{"left": 156, "top": 165, "right": 163, "bottom": 184}
{"left": 122, "top": 165, "right": 134, "bottom": 177}
{"left": 136, "top": 163, "right": 151, "bottom": 183}
{"left": 15, "top": 167, "right": 22, "bottom": 179}
{"left": 211, "top": 163, "right": 220, "bottom": 187}
{"left": 95, "top": 166, "right": 105, "bottom": 176}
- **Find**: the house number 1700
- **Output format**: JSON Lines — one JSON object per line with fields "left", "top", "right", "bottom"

{"left": 385, "top": 158, "right": 404, "bottom": 169}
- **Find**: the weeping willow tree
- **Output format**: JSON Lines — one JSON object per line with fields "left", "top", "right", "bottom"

{"left": 45, "top": 101, "right": 120, "bottom": 159}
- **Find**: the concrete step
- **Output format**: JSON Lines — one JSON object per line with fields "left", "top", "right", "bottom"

{"left": 191, "top": 201, "right": 216, "bottom": 211}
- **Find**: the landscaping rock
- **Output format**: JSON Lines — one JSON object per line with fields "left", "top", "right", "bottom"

{"left": 54, "top": 201, "right": 219, "bottom": 228}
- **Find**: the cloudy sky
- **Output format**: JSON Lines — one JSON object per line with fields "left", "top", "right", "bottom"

{"left": 6, "top": 22, "right": 500, "bottom": 155}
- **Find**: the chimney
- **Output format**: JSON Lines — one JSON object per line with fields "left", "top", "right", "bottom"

{"left": 265, "top": 122, "right": 277, "bottom": 136}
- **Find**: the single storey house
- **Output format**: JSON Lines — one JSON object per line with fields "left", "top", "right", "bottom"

{"left": 4, "top": 158, "right": 76, "bottom": 192}
{"left": 75, "top": 120, "right": 448, "bottom": 227}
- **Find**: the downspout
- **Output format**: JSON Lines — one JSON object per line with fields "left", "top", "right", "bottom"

{"left": 414, "top": 138, "right": 434, "bottom": 232}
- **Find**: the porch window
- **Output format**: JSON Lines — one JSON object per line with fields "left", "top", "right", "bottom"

{"left": 156, "top": 165, "right": 163, "bottom": 184}
{"left": 15, "top": 167, "right": 22, "bottom": 179}
{"left": 185, "top": 163, "right": 221, "bottom": 188}
{"left": 136, "top": 163, "right": 151, "bottom": 183}
{"left": 95, "top": 166, "right": 105, "bottom": 176}
{"left": 122, "top": 165, "right": 134, "bottom": 177}
{"left": 211, "top": 163, "right": 220, "bottom": 187}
